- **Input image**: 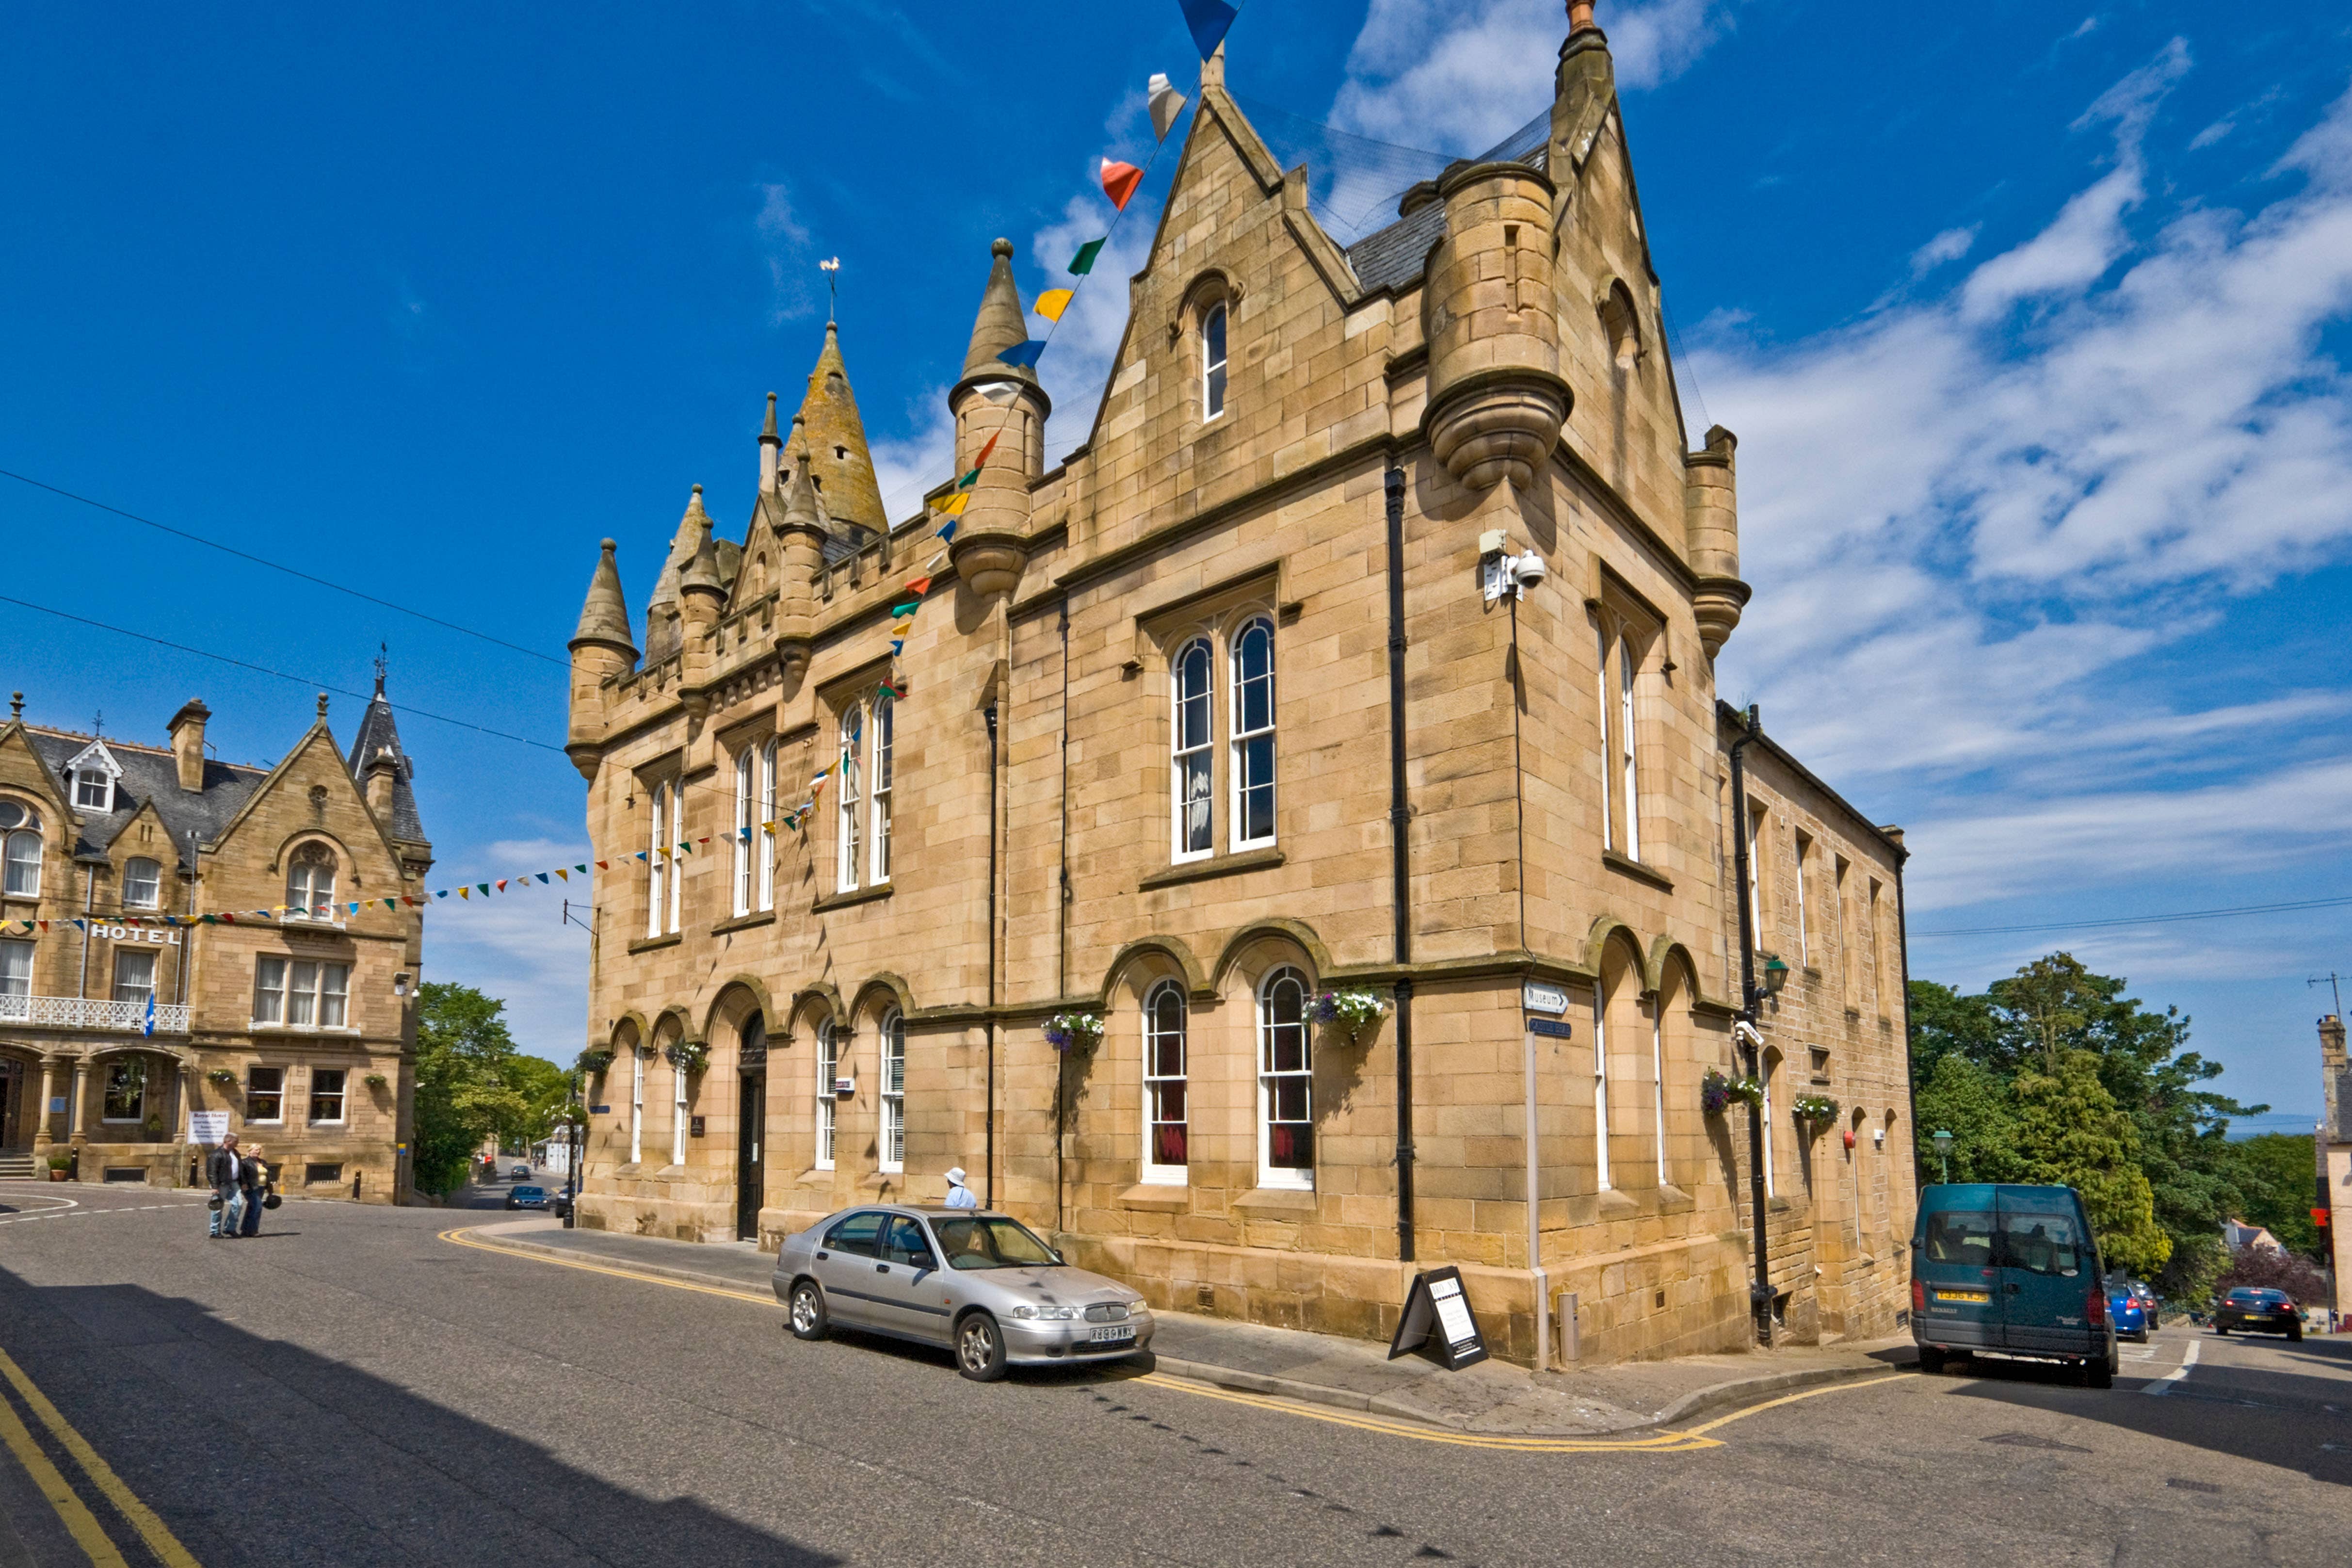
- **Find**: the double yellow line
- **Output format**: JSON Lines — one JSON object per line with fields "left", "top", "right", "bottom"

{"left": 0, "top": 1342, "right": 202, "bottom": 1567}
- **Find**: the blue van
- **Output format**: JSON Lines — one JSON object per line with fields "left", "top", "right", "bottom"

{"left": 1910, "top": 1183, "right": 2118, "bottom": 1387}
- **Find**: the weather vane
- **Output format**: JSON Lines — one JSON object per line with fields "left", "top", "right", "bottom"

{"left": 819, "top": 256, "right": 840, "bottom": 320}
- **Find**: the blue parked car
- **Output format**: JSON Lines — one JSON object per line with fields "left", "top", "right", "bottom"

{"left": 2109, "top": 1285, "right": 2148, "bottom": 1342}
{"left": 1911, "top": 1182, "right": 2119, "bottom": 1387}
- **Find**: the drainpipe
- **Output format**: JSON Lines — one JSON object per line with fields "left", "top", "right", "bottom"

{"left": 1891, "top": 829, "right": 1917, "bottom": 1217}
{"left": 1726, "top": 704, "right": 1772, "bottom": 1345}
{"left": 1385, "top": 466, "right": 1417, "bottom": 1263}
{"left": 984, "top": 699, "right": 999, "bottom": 1211}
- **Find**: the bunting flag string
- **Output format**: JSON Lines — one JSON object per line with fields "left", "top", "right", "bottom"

{"left": 1177, "top": 0, "right": 1239, "bottom": 60}
{"left": 1098, "top": 158, "right": 1144, "bottom": 211}
{"left": 0, "top": 858, "right": 624, "bottom": 932}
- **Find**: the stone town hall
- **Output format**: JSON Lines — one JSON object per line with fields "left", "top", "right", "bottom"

{"left": 565, "top": 11, "right": 1918, "bottom": 1365}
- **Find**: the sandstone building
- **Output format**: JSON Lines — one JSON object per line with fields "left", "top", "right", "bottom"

{"left": 0, "top": 681, "right": 431, "bottom": 1199}
{"left": 564, "top": 10, "right": 1917, "bottom": 1364}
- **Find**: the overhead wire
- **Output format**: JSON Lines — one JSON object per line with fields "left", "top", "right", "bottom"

{"left": 1912, "top": 895, "right": 2352, "bottom": 938}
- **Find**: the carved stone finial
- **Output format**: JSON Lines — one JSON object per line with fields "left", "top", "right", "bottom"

{"left": 316, "top": 692, "right": 330, "bottom": 720}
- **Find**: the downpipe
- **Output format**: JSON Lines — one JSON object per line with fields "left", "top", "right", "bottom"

{"left": 1726, "top": 704, "right": 1773, "bottom": 1345}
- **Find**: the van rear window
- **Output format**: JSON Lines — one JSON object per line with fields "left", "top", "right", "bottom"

{"left": 2000, "top": 1212, "right": 2080, "bottom": 1277}
{"left": 1924, "top": 1210, "right": 1995, "bottom": 1265}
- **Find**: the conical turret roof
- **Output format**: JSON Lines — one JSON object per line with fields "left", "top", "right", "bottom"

{"left": 789, "top": 322, "right": 888, "bottom": 536}
{"left": 962, "top": 238, "right": 1037, "bottom": 383}
{"left": 679, "top": 487, "right": 725, "bottom": 597}
{"left": 572, "top": 538, "right": 637, "bottom": 653}
{"left": 644, "top": 485, "right": 714, "bottom": 660}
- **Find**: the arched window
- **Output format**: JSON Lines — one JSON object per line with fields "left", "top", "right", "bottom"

{"left": 732, "top": 749, "right": 754, "bottom": 917}
{"left": 878, "top": 1009, "right": 906, "bottom": 1174}
{"left": 1171, "top": 638, "right": 1213, "bottom": 861}
{"left": 1650, "top": 998, "right": 1669, "bottom": 1189}
{"left": 286, "top": 845, "right": 336, "bottom": 921}
{"left": 758, "top": 741, "right": 778, "bottom": 912}
{"left": 1591, "top": 981, "right": 1612, "bottom": 1192}
{"left": 1257, "top": 966, "right": 1312, "bottom": 1189}
{"left": 1229, "top": 618, "right": 1276, "bottom": 850}
{"left": 1143, "top": 980, "right": 1189, "bottom": 1183}
{"left": 123, "top": 857, "right": 162, "bottom": 911}
{"left": 628, "top": 1039, "right": 645, "bottom": 1165}
{"left": 870, "top": 695, "right": 893, "bottom": 885}
{"left": 647, "top": 784, "right": 667, "bottom": 938}
{"left": 1619, "top": 635, "right": 1641, "bottom": 861}
{"left": 0, "top": 801, "right": 39, "bottom": 899}
{"left": 838, "top": 704, "right": 865, "bottom": 892}
{"left": 671, "top": 1036, "right": 690, "bottom": 1166}
{"left": 1595, "top": 626, "right": 1613, "bottom": 854}
{"left": 815, "top": 1020, "right": 839, "bottom": 1171}
{"left": 1201, "top": 301, "right": 1229, "bottom": 421}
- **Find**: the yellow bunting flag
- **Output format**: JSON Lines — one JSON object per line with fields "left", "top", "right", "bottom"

{"left": 937, "top": 493, "right": 970, "bottom": 517}
{"left": 1034, "top": 288, "right": 1074, "bottom": 322}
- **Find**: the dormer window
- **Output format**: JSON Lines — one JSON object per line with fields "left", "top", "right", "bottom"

{"left": 286, "top": 844, "right": 337, "bottom": 920}
{"left": 63, "top": 740, "right": 121, "bottom": 814}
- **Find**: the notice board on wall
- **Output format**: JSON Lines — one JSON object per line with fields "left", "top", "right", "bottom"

{"left": 1386, "top": 1265, "right": 1490, "bottom": 1370}
{"left": 187, "top": 1111, "right": 229, "bottom": 1145}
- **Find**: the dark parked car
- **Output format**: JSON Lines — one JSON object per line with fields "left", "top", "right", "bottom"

{"left": 1911, "top": 1182, "right": 2118, "bottom": 1386}
{"left": 510, "top": 1164, "right": 532, "bottom": 1180}
{"left": 505, "top": 1185, "right": 549, "bottom": 1212}
{"left": 2213, "top": 1286, "right": 2303, "bottom": 1341}
{"left": 548, "top": 1191, "right": 572, "bottom": 1219}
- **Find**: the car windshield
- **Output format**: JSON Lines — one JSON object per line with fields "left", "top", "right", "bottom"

{"left": 514, "top": 1187, "right": 544, "bottom": 1197}
{"left": 2227, "top": 1288, "right": 2280, "bottom": 1304}
{"left": 931, "top": 1216, "right": 1060, "bottom": 1271}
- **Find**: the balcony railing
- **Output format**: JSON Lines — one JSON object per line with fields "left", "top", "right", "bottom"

{"left": 0, "top": 992, "right": 191, "bottom": 1035}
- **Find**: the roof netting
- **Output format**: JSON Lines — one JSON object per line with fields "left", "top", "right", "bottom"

{"left": 1226, "top": 93, "right": 1552, "bottom": 247}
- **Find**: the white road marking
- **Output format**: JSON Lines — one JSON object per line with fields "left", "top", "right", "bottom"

{"left": 2144, "top": 1339, "right": 2199, "bottom": 1396}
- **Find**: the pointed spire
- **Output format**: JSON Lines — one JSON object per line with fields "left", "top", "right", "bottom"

{"left": 780, "top": 415, "right": 822, "bottom": 531}
{"left": 678, "top": 485, "right": 725, "bottom": 598}
{"left": 758, "top": 389, "right": 783, "bottom": 496}
{"left": 963, "top": 239, "right": 1036, "bottom": 383}
{"left": 572, "top": 538, "right": 637, "bottom": 653}
{"left": 760, "top": 390, "right": 780, "bottom": 446}
{"left": 789, "top": 322, "right": 889, "bottom": 535}
{"left": 643, "top": 485, "right": 712, "bottom": 659}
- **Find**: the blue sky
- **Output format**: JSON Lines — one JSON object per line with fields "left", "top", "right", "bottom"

{"left": 3, "top": 2, "right": 2348, "bottom": 1127}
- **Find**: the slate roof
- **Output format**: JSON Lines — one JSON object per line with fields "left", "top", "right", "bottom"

{"left": 346, "top": 692, "right": 428, "bottom": 845}
{"left": 1341, "top": 140, "right": 1551, "bottom": 298}
{"left": 24, "top": 732, "right": 266, "bottom": 869}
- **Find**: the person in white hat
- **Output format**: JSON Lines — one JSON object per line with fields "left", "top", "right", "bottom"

{"left": 942, "top": 1167, "right": 979, "bottom": 1209}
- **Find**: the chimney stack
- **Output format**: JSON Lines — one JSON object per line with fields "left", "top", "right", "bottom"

{"left": 364, "top": 746, "right": 399, "bottom": 821}
{"left": 2322, "top": 1014, "right": 2346, "bottom": 1071}
{"left": 166, "top": 699, "right": 210, "bottom": 793}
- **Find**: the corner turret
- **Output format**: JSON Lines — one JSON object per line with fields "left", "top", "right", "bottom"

{"left": 1684, "top": 425, "right": 1748, "bottom": 659}
{"left": 567, "top": 538, "right": 638, "bottom": 780}
{"left": 947, "top": 239, "right": 1050, "bottom": 597}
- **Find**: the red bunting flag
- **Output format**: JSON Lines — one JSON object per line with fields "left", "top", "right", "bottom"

{"left": 1100, "top": 158, "right": 1144, "bottom": 210}
{"left": 902, "top": 576, "right": 933, "bottom": 598}
{"left": 975, "top": 432, "right": 1000, "bottom": 467}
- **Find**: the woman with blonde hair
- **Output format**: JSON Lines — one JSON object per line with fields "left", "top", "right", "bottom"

{"left": 236, "top": 1144, "right": 271, "bottom": 1237}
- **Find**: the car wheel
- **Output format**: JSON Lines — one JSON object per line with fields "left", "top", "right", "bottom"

{"left": 2214, "top": 1325, "right": 2228, "bottom": 1336}
{"left": 1917, "top": 1346, "right": 1946, "bottom": 1375}
{"left": 788, "top": 1279, "right": 829, "bottom": 1342}
{"left": 2084, "top": 1356, "right": 2112, "bottom": 1390}
{"left": 955, "top": 1312, "right": 1008, "bottom": 1382}
{"left": 2288, "top": 1325, "right": 2303, "bottom": 1342}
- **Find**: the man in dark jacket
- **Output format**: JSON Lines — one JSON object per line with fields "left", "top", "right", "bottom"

{"left": 237, "top": 1145, "right": 269, "bottom": 1237}
{"left": 206, "top": 1133, "right": 243, "bottom": 1238}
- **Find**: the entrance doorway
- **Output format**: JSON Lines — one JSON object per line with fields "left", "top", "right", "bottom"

{"left": 737, "top": 1011, "right": 767, "bottom": 1242}
{"left": 0, "top": 1058, "right": 21, "bottom": 1149}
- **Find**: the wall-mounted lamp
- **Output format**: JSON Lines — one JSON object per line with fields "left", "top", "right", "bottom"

{"left": 1759, "top": 953, "right": 1791, "bottom": 999}
{"left": 393, "top": 972, "right": 411, "bottom": 998}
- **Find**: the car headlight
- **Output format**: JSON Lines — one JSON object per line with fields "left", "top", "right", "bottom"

{"left": 1010, "top": 1306, "right": 1078, "bottom": 1321}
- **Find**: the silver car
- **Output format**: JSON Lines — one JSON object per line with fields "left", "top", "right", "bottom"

{"left": 773, "top": 1205, "right": 1154, "bottom": 1381}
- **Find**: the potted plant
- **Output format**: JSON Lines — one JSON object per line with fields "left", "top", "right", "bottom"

{"left": 1044, "top": 1012, "right": 1104, "bottom": 1054}
{"left": 1701, "top": 1067, "right": 1764, "bottom": 1116}
{"left": 578, "top": 1048, "right": 614, "bottom": 1079}
{"left": 46, "top": 1153, "right": 70, "bottom": 1182}
{"left": 207, "top": 1067, "right": 238, "bottom": 1086}
{"left": 364, "top": 1073, "right": 389, "bottom": 1090}
{"left": 1791, "top": 1094, "right": 1840, "bottom": 1133}
{"left": 1311, "top": 987, "right": 1386, "bottom": 1045}
{"left": 663, "top": 1039, "right": 709, "bottom": 1075}
{"left": 143, "top": 1113, "right": 164, "bottom": 1141}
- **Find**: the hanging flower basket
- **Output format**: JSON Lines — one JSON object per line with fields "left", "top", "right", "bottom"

{"left": 577, "top": 1048, "right": 614, "bottom": 1078}
{"left": 364, "top": 1073, "right": 389, "bottom": 1090}
{"left": 664, "top": 1040, "right": 709, "bottom": 1075}
{"left": 1311, "top": 988, "right": 1386, "bottom": 1045}
{"left": 1791, "top": 1094, "right": 1840, "bottom": 1132}
{"left": 206, "top": 1068, "right": 239, "bottom": 1086}
{"left": 1701, "top": 1067, "right": 1764, "bottom": 1116}
{"left": 1045, "top": 1012, "right": 1104, "bottom": 1054}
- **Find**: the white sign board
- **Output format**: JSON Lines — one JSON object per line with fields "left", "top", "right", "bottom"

{"left": 1522, "top": 981, "right": 1569, "bottom": 1016}
{"left": 188, "top": 1111, "right": 230, "bottom": 1145}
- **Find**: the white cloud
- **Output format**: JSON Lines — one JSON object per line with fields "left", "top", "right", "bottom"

{"left": 423, "top": 837, "right": 592, "bottom": 1063}
{"left": 1909, "top": 225, "right": 1980, "bottom": 276}
{"left": 1330, "top": 0, "right": 1734, "bottom": 154}
{"left": 1028, "top": 191, "right": 1159, "bottom": 463}
{"left": 2190, "top": 118, "right": 2234, "bottom": 149}
{"left": 1701, "top": 57, "right": 2352, "bottom": 912}
{"left": 755, "top": 181, "right": 819, "bottom": 326}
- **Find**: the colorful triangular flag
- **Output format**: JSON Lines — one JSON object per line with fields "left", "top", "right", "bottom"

{"left": 1069, "top": 237, "right": 1106, "bottom": 275}
{"left": 1177, "top": 0, "right": 1239, "bottom": 62}
{"left": 996, "top": 339, "right": 1047, "bottom": 369}
{"left": 1034, "top": 288, "right": 1075, "bottom": 322}
{"left": 937, "top": 518, "right": 961, "bottom": 542}
{"left": 1100, "top": 158, "right": 1144, "bottom": 210}
{"left": 937, "top": 493, "right": 970, "bottom": 517}
{"left": 1148, "top": 73, "right": 1189, "bottom": 140}
{"left": 974, "top": 433, "right": 1000, "bottom": 467}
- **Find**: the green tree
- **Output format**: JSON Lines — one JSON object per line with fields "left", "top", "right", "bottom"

{"left": 2232, "top": 1133, "right": 2321, "bottom": 1256}
{"left": 413, "top": 982, "right": 555, "bottom": 1194}
{"left": 2011, "top": 1050, "right": 2171, "bottom": 1276}
{"left": 1913, "top": 1053, "right": 2026, "bottom": 1183}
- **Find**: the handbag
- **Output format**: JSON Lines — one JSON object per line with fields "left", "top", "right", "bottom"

{"left": 208, "top": 1196, "right": 223, "bottom": 1212}
{"left": 263, "top": 1193, "right": 282, "bottom": 1210}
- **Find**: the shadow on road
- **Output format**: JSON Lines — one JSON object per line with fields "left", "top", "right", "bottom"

{"left": 0, "top": 1261, "right": 843, "bottom": 1567}
{"left": 1928, "top": 1334, "right": 2351, "bottom": 1487}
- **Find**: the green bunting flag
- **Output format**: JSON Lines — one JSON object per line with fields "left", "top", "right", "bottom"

{"left": 1068, "top": 237, "right": 1106, "bottom": 275}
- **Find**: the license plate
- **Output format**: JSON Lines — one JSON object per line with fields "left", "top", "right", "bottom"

{"left": 1936, "top": 1290, "right": 1990, "bottom": 1303}
{"left": 1088, "top": 1325, "right": 1135, "bottom": 1344}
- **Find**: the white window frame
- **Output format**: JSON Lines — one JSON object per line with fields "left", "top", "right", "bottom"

{"left": 123, "top": 857, "right": 162, "bottom": 910}
{"left": 1597, "top": 627, "right": 1614, "bottom": 854}
{"left": 815, "top": 1022, "right": 838, "bottom": 1171}
{"left": 0, "top": 939, "right": 31, "bottom": 999}
{"left": 630, "top": 1049, "right": 644, "bottom": 1165}
{"left": 758, "top": 741, "right": 778, "bottom": 911}
{"left": 1593, "top": 984, "right": 1612, "bottom": 1192}
{"left": 253, "top": 956, "right": 350, "bottom": 1030}
{"left": 733, "top": 748, "right": 754, "bottom": 917}
{"left": 879, "top": 1010, "right": 905, "bottom": 1173}
{"left": 837, "top": 704, "right": 864, "bottom": 892}
{"left": 309, "top": 1067, "right": 347, "bottom": 1126}
{"left": 647, "top": 784, "right": 667, "bottom": 938}
{"left": 101, "top": 1058, "right": 146, "bottom": 1123}
{"left": 73, "top": 770, "right": 113, "bottom": 812}
{"left": 1745, "top": 804, "right": 1767, "bottom": 955}
{"left": 1760, "top": 1056, "right": 1777, "bottom": 1197}
{"left": 870, "top": 696, "right": 893, "bottom": 886}
{"left": 667, "top": 787, "right": 682, "bottom": 934}
{"left": 1228, "top": 617, "right": 1276, "bottom": 853}
{"left": 1256, "top": 966, "right": 1313, "bottom": 1191}
{"left": 285, "top": 845, "right": 336, "bottom": 921}
{"left": 671, "top": 1050, "right": 688, "bottom": 1166}
{"left": 1792, "top": 831, "right": 1812, "bottom": 969}
{"left": 3, "top": 827, "right": 39, "bottom": 898}
{"left": 1618, "top": 634, "right": 1641, "bottom": 862}
{"left": 1171, "top": 638, "right": 1213, "bottom": 863}
{"left": 1202, "top": 300, "right": 1228, "bottom": 421}
{"left": 1142, "top": 979, "right": 1189, "bottom": 1185}
{"left": 1651, "top": 1002, "right": 1669, "bottom": 1189}
{"left": 110, "top": 948, "right": 156, "bottom": 1005}
{"left": 246, "top": 1065, "right": 285, "bottom": 1124}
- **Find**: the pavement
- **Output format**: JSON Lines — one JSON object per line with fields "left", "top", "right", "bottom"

{"left": 468, "top": 1215, "right": 1917, "bottom": 1435}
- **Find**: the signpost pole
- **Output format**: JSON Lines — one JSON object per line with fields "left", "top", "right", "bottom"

{"left": 1521, "top": 981, "right": 1571, "bottom": 1374}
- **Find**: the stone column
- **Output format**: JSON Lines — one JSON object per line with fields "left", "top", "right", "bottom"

{"left": 32, "top": 1055, "right": 56, "bottom": 1154}
{"left": 69, "top": 1057, "right": 89, "bottom": 1146}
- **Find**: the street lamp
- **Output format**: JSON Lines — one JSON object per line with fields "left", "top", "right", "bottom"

{"left": 1932, "top": 1129, "right": 1954, "bottom": 1185}
{"left": 1759, "top": 953, "right": 1791, "bottom": 1001}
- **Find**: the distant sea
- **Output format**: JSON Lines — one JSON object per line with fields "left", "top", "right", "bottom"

{"left": 2225, "top": 1113, "right": 2322, "bottom": 1141}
